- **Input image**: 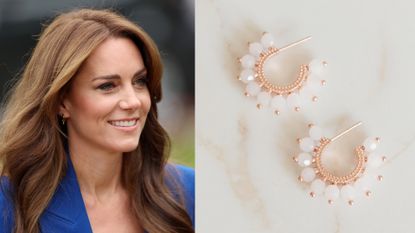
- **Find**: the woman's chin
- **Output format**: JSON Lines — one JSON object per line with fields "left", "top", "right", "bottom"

{"left": 109, "top": 141, "right": 140, "bottom": 153}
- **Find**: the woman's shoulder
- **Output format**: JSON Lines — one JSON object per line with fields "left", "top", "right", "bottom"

{"left": 165, "top": 163, "right": 195, "bottom": 224}
{"left": 0, "top": 176, "right": 14, "bottom": 233}
{"left": 165, "top": 163, "right": 195, "bottom": 194}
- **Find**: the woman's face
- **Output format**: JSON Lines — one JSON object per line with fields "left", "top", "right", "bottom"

{"left": 61, "top": 37, "right": 151, "bottom": 153}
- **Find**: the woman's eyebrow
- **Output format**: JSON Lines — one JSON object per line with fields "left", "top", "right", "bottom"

{"left": 92, "top": 68, "right": 147, "bottom": 81}
{"left": 133, "top": 68, "right": 147, "bottom": 77}
{"left": 92, "top": 74, "right": 120, "bottom": 81}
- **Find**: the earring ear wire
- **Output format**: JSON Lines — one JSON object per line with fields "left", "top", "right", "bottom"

{"left": 278, "top": 36, "right": 312, "bottom": 52}
{"left": 330, "top": 121, "right": 362, "bottom": 142}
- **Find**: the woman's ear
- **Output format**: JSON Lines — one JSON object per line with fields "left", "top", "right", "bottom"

{"left": 59, "top": 96, "right": 71, "bottom": 118}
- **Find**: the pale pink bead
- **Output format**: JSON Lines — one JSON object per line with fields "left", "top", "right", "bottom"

{"left": 309, "top": 125, "right": 322, "bottom": 140}
{"left": 340, "top": 185, "right": 356, "bottom": 201}
{"left": 260, "top": 33, "right": 275, "bottom": 48}
{"left": 249, "top": 42, "right": 263, "bottom": 57}
{"left": 308, "top": 59, "right": 327, "bottom": 76}
{"left": 239, "top": 69, "right": 255, "bottom": 83}
{"left": 300, "top": 137, "right": 315, "bottom": 152}
{"left": 363, "top": 137, "right": 379, "bottom": 152}
{"left": 240, "top": 54, "right": 256, "bottom": 69}
{"left": 270, "top": 95, "right": 287, "bottom": 113}
{"left": 310, "top": 179, "right": 326, "bottom": 195}
{"left": 257, "top": 92, "right": 271, "bottom": 107}
{"left": 297, "top": 153, "right": 313, "bottom": 167}
{"left": 301, "top": 167, "right": 316, "bottom": 183}
{"left": 324, "top": 185, "right": 340, "bottom": 201}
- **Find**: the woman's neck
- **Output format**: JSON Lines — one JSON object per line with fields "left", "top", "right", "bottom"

{"left": 68, "top": 140, "right": 124, "bottom": 203}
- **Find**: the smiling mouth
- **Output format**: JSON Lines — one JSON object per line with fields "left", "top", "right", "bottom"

{"left": 109, "top": 119, "right": 138, "bottom": 127}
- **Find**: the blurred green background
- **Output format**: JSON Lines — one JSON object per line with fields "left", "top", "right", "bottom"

{"left": 169, "top": 114, "right": 195, "bottom": 167}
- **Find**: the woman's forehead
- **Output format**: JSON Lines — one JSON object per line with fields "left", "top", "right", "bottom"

{"left": 77, "top": 37, "right": 145, "bottom": 80}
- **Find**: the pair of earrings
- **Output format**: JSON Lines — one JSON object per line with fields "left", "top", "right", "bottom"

{"left": 237, "top": 33, "right": 386, "bottom": 205}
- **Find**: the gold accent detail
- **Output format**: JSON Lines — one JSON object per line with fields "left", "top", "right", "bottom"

{"left": 254, "top": 47, "right": 309, "bottom": 95}
{"left": 313, "top": 138, "right": 366, "bottom": 185}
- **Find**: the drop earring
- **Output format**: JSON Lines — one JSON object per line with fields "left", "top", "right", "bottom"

{"left": 238, "top": 33, "right": 328, "bottom": 115}
{"left": 294, "top": 122, "right": 386, "bottom": 205}
{"left": 60, "top": 113, "right": 66, "bottom": 125}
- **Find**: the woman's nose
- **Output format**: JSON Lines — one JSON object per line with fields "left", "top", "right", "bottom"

{"left": 119, "top": 86, "right": 141, "bottom": 110}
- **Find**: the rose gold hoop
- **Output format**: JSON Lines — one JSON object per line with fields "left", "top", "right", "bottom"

{"left": 255, "top": 46, "right": 309, "bottom": 95}
{"left": 314, "top": 138, "right": 366, "bottom": 185}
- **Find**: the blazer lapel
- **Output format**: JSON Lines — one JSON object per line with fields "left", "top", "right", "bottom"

{"left": 40, "top": 155, "right": 93, "bottom": 233}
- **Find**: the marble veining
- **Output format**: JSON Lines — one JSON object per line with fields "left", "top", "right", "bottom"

{"left": 197, "top": 0, "right": 415, "bottom": 232}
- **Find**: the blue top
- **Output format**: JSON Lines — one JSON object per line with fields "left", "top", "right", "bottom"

{"left": 0, "top": 156, "right": 194, "bottom": 232}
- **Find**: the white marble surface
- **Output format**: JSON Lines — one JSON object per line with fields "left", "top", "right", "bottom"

{"left": 196, "top": 0, "right": 415, "bottom": 232}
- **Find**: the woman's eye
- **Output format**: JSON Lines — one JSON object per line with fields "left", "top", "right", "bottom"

{"left": 133, "top": 76, "right": 148, "bottom": 88}
{"left": 97, "top": 82, "right": 116, "bottom": 91}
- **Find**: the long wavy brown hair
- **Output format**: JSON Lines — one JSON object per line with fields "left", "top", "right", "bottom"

{"left": 0, "top": 9, "right": 193, "bottom": 233}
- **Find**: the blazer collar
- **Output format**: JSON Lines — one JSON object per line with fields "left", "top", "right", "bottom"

{"left": 42, "top": 152, "right": 93, "bottom": 232}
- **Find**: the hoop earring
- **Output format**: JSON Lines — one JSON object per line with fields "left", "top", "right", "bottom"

{"left": 294, "top": 122, "right": 386, "bottom": 205}
{"left": 238, "top": 33, "right": 328, "bottom": 115}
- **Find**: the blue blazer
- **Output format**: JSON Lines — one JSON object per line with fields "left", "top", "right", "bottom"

{"left": 0, "top": 156, "right": 194, "bottom": 232}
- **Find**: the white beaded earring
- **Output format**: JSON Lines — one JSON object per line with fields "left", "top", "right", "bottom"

{"left": 238, "top": 33, "right": 328, "bottom": 115}
{"left": 294, "top": 122, "right": 386, "bottom": 205}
